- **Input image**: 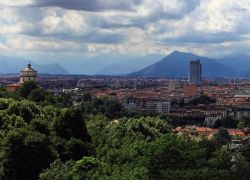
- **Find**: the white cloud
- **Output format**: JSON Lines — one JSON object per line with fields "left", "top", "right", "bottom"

{"left": 0, "top": 0, "right": 250, "bottom": 59}
{"left": 5, "top": 35, "right": 84, "bottom": 52}
{"left": 41, "top": 8, "right": 89, "bottom": 36}
{"left": 0, "top": 0, "right": 33, "bottom": 6}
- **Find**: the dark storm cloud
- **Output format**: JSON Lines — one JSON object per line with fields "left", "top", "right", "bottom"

{"left": 60, "top": 32, "right": 125, "bottom": 44}
{"left": 31, "top": 0, "right": 142, "bottom": 11}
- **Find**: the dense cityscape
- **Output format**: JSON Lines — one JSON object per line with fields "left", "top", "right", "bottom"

{"left": 0, "top": 59, "right": 250, "bottom": 179}
{"left": 3, "top": 61, "right": 250, "bottom": 135}
{"left": 1, "top": 0, "right": 250, "bottom": 179}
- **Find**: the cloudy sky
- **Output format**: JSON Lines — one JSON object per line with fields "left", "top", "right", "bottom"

{"left": 0, "top": 0, "right": 250, "bottom": 63}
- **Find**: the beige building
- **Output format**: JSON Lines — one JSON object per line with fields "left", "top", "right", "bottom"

{"left": 146, "top": 101, "right": 171, "bottom": 114}
{"left": 20, "top": 63, "right": 37, "bottom": 83}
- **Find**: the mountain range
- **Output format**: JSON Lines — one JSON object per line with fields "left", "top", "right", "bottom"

{"left": 1, "top": 51, "right": 250, "bottom": 77}
{"left": 131, "top": 51, "right": 250, "bottom": 78}
{"left": 0, "top": 56, "right": 69, "bottom": 75}
{"left": 97, "top": 54, "right": 163, "bottom": 75}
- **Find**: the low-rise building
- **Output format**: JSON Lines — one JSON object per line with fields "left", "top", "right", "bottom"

{"left": 183, "top": 84, "right": 198, "bottom": 96}
{"left": 204, "top": 115, "right": 223, "bottom": 127}
{"left": 146, "top": 101, "right": 171, "bottom": 114}
{"left": 5, "top": 63, "right": 37, "bottom": 92}
{"left": 5, "top": 83, "right": 22, "bottom": 92}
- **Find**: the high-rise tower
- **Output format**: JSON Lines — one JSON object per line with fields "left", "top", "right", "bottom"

{"left": 188, "top": 59, "right": 202, "bottom": 85}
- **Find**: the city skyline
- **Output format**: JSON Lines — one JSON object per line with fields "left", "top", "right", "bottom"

{"left": 0, "top": 0, "right": 250, "bottom": 65}
{"left": 1, "top": 1, "right": 250, "bottom": 179}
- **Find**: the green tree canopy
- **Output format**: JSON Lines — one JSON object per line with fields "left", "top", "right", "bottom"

{"left": 214, "top": 116, "right": 237, "bottom": 128}
{"left": 19, "top": 81, "right": 39, "bottom": 98}
{"left": 39, "top": 160, "right": 74, "bottom": 180}
{"left": 189, "top": 95, "right": 216, "bottom": 105}
{"left": 7, "top": 100, "right": 42, "bottom": 123}
{"left": 52, "top": 107, "right": 90, "bottom": 141}
{"left": 0, "top": 128, "right": 56, "bottom": 180}
{"left": 212, "top": 127, "right": 231, "bottom": 148}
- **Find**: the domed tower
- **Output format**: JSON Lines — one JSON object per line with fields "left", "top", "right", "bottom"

{"left": 20, "top": 62, "right": 38, "bottom": 83}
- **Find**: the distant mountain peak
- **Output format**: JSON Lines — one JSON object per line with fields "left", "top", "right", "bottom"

{"left": 170, "top": 50, "right": 181, "bottom": 54}
{"left": 0, "top": 56, "right": 69, "bottom": 75}
{"left": 131, "top": 51, "right": 236, "bottom": 78}
{"left": 168, "top": 51, "right": 199, "bottom": 58}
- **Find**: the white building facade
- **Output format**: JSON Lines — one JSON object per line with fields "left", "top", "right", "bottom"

{"left": 146, "top": 101, "right": 171, "bottom": 114}
{"left": 20, "top": 63, "right": 37, "bottom": 83}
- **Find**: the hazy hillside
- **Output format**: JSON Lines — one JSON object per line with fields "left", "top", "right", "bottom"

{"left": 216, "top": 54, "right": 250, "bottom": 77}
{"left": 0, "top": 56, "right": 69, "bottom": 75}
{"left": 97, "top": 55, "right": 163, "bottom": 75}
{"left": 131, "top": 51, "right": 237, "bottom": 78}
{"left": 3, "top": 52, "right": 250, "bottom": 77}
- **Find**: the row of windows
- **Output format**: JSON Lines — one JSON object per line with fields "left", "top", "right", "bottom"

{"left": 21, "top": 77, "right": 37, "bottom": 82}
{"left": 21, "top": 72, "right": 37, "bottom": 76}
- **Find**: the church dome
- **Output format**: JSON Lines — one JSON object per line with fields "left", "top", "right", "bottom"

{"left": 20, "top": 63, "right": 38, "bottom": 83}
{"left": 21, "top": 63, "right": 37, "bottom": 72}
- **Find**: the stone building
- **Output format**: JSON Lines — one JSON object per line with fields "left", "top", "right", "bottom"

{"left": 20, "top": 63, "right": 37, "bottom": 83}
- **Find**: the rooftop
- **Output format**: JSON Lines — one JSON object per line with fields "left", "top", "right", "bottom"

{"left": 21, "top": 63, "right": 37, "bottom": 72}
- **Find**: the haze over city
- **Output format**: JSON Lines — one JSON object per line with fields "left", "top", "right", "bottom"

{"left": 1, "top": 0, "right": 250, "bottom": 74}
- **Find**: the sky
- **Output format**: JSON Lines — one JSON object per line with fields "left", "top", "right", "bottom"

{"left": 0, "top": 0, "right": 250, "bottom": 65}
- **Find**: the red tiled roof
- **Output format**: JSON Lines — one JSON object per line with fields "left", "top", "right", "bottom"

{"left": 6, "top": 83, "right": 21, "bottom": 87}
{"left": 228, "top": 129, "right": 246, "bottom": 136}
{"left": 175, "top": 126, "right": 249, "bottom": 137}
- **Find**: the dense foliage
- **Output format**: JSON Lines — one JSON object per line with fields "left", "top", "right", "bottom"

{"left": 189, "top": 95, "right": 216, "bottom": 106}
{"left": 0, "top": 82, "right": 249, "bottom": 179}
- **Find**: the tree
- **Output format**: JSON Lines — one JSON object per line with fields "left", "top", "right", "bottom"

{"left": 39, "top": 160, "right": 74, "bottom": 180}
{"left": 241, "top": 144, "right": 250, "bottom": 162}
{"left": 7, "top": 100, "right": 42, "bottom": 123}
{"left": 43, "top": 105, "right": 60, "bottom": 121}
{"left": 145, "top": 135, "right": 207, "bottom": 179}
{"left": 237, "top": 116, "right": 250, "bottom": 129}
{"left": 71, "top": 157, "right": 105, "bottom": 179}
{"left": 231, "top": 155, "right": 250, "bottom": 179}
{"left": 198, "top": 137, "right": 217, "bottom": 160}
{"left": 0, "top": 98, "right": 14, "bottom": 110}
{"left": 214, "top": 116, "right": 237, "bottom": 128}
{"left": 142, "top": 134, "right": 231, "bottom": 180}
{"left": 82, "top": 93, "right": 92, "bottom": 102}
{"left": 208, "top": 147, "right": 232, "bottom": 170}
{"left": 0, "top": 86, "right": 8, "bottom": 98}
{"left": 39, "top": 157, "right": 110, "bottom": 180}
{"left": 0, "top": 128, "right": 56, "bottom": 180}
{"left": 52, "top": 107, "right": 90, "bottom": 141}
{"left": 103, "top": 98, "right": 123, "bottom": 119}
{"left": 29, "top": 119, "right": 50, "bottom": 136}
{"left": 212, "top": 128, "right": 231, "bottom": 148}
{"left": 124, "top": 117, "right": 171, "bottom": 140}
{"left": 64, "top": 138, "right": 94, "bottom": 161}
{"left": 51, "top": 108, "right": 94, "bottom": 162}
{"left": 0, "top": 111, "right": 26, "bottom": 136}
{"left": 189, "top": 95, "right": 216, "bottom": 106}
{"left": 19, "top": 81, "right": 38, "bottom": 98}
{"left": 28, "top": 88, "right": 50, "bottom": 103}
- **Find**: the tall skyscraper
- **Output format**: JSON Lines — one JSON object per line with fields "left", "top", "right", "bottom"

{"left": 188, "top": 59, "right": 202, "bottom": 85}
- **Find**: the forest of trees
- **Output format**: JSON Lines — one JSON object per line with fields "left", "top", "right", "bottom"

{"left": 0, "top": 81, "right": 250, "bottom": 179}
